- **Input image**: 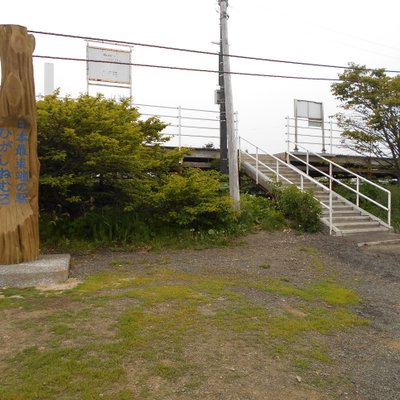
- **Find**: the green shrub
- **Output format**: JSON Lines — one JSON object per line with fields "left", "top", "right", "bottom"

{"left": 37, "top": 93, "right": 184, "bottom": 217}
{"left": 278, "top": 186, "right": 322, "bottom": 232}
{"left": 239, "top": 195, "right": 286, "bottom": 231}
{"left": 40, "top": 169, "right": 239, "bottom": 243}
{"left": 151, "top": 169, "right": 238, "bottom": 230}
{"left": 40, "top": 209, "right": 154, "bottom": 246}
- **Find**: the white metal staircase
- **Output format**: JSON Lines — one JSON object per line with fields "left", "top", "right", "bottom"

{"left": 239, "top": 137, "right": 392, "bottom": 236}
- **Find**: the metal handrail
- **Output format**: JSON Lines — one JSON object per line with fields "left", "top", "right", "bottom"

{"left": 132, "top": 103, "right": 219, "bottom": 113}
{"left": 132, "top": 102, "right": 238, "bottom": 149}
{"left": 289, "top": 144, "right": 391, "bottom": 226}
{"left": 163, "top": 133, "right": 219, "bottom": 139}
{"left": 139, "top": 113, "right": 219, "bottom": 123}
{"left": 285, "top": 115, "right": 352, "bottom": 155}
{"left": 288, "top": 152, "right": 384, "bottom": 209}
{"left": 239, "top": 136, "right": 333, "bottom": 234}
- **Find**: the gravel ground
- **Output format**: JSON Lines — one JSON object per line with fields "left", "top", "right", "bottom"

{"left": 304, "top": 233, "right": 400, "bottom": 400}
{"left": 70, "top": 230, "right": 400, "bottom": 400}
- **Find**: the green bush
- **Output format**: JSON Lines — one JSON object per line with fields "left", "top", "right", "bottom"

{"left": 40, "top": 169, "right": 241, "bottom": 247}
{"left": 151, "top": 169, "right": 237, "bottom": 230}
{"left": 239, "top": 195, "right": 286, "bottom": 231}
{"left": 37, "top": 92, "right": 184, "bottom": 217}
{"left": 39, "top": 209, "right": 235, "bottom": 251}
{"left": 278, "top": 186, "right": 322, "bottom": 232}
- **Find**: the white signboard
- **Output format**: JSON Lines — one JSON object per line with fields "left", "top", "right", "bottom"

{"left": 87, "top": 46, "right": 131, "bottom": 85}
{"left": 294, "top": 99, "right": 323, "bottom": 127}
{"left": 295, "top": 100, "right": 323, "bottom": 120}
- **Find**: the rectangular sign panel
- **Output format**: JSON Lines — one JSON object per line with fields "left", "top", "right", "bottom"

{"left": 87, "top": 46, "right": 131, "bottom": 85}
{"left": 295, "top": 99, "right": 323, "bottom": 120}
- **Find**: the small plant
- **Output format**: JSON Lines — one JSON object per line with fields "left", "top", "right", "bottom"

{"left": 277, "top": 186, "right": 322, "bottom": 233}
{"left": 259, "top": 262, "right": 271, "bottom": 269}
{"left": 239, "top": 194, "right": 286, "bottom": 232}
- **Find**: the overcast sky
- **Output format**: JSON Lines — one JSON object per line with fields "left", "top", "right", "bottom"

{"left": 2, "top": 0, "right": 400, "bottom": 153}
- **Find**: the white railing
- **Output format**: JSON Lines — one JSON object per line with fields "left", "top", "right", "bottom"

{"left": 239, "top": 137, "right": 334, "bottom": 234}
{"left": 133, "top": 103, "right": 238, "bottom": 149}
{"left": 288, "top": 144, "right": 392, "bottom": 227}
{"left": 285, "top": 116, "right": 351, "bottom": 155}
{"left": 36, "top": 97, "right": 236, "bottom": 149}
{"left": 285, "top": 115, "right": 392, "bottom": 158}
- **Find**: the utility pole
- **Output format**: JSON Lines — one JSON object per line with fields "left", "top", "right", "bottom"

{"left": 218, "top": 25, "right": 228, "bottom": 174}
{"left": 219, "top": 0, "right": 240, "bottom": 208}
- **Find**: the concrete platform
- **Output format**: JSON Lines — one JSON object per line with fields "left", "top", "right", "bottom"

{"left": 0, "top": 254, "right": 70, "bottom": 288}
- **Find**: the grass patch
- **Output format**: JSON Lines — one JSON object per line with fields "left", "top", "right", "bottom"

{"left": 300, "top": 246, "right": 325, "bottom": 271}
{"left": 263, "top": 278, "right": 361, "bottom": 306}
{"left": 0, "top": 345, "right": 130, "bottom": 400}
{"left": 73, "top": 271, "right": 137, "bottom": 294}
{"left": 0, "top": 287, "right": 49, "bottom": 310}
{"left": 0, "top": 268, "right": 368, "bottom": 399}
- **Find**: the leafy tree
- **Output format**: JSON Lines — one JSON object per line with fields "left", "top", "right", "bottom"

{"left": 37, "top": 92, "right": 183, "bottom": 216}
{"left": 331, "top": 64, "right": 400, "bottom": 180}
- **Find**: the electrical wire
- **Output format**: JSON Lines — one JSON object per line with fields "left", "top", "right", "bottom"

{"left": 28, "top": 30, "right": 400, "bottom": 74}
{"left": 33, "top": 54, "right": 341, "bottom": 81}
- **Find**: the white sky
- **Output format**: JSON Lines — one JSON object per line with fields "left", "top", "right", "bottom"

{"left": 2, "top": 0, "right": 400, "bottom": 153}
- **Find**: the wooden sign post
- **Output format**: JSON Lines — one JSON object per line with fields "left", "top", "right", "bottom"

{"left": 0, "top": 25, "right": 39, "bottom": 264}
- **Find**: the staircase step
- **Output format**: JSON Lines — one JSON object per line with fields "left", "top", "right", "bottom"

{"left": 334, "top": 221, "right": 380, "bottom": 229}
{"left": 291, "top": 182, "right": 319, "bottom": 187}
{"left": 320, "top": 203, "right": 348, "bottom": 209}
{"left": 331, "top": 206, "right": 356, "bottom": 212}
{"left": 316, "top": 193, "right": 339, "bottom": 198}
{"left": 331, "top": 216, "right": 371, "bottom": 223}
{"left": 317, "top": 198, "right": 343, "bottom": 203}
{"left": 318, "top": 197, "right": 344, "bottom": 203}
{"left": 292, "top": 184, "right": 321, "bottom": 190}
{"left": 322, "top": 210, "right": 362, "bottom": 217}
{"left": 340, "top": 226, "right": 390, "bottom": 236}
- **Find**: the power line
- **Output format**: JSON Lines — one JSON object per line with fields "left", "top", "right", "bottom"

{"left": 28, "top": 30, "right": 400, "bottom": 74}
{"left": 32, "top": 54, "right": 341, "bottom": 81}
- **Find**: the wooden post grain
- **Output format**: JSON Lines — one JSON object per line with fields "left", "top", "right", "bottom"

{"left": 0, "top": 25, "right": 39, "bottom": 264}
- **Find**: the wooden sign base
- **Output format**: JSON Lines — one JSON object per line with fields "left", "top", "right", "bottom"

{"left": 0, "top": 25, "right": 39, "bottom": 264}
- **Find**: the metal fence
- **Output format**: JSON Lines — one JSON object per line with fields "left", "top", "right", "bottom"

{"left": 285, "top": 116, "right": 351, "bottom": 155}
{"left": 133, "top": 103, "right": 238, "bottom": 149}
